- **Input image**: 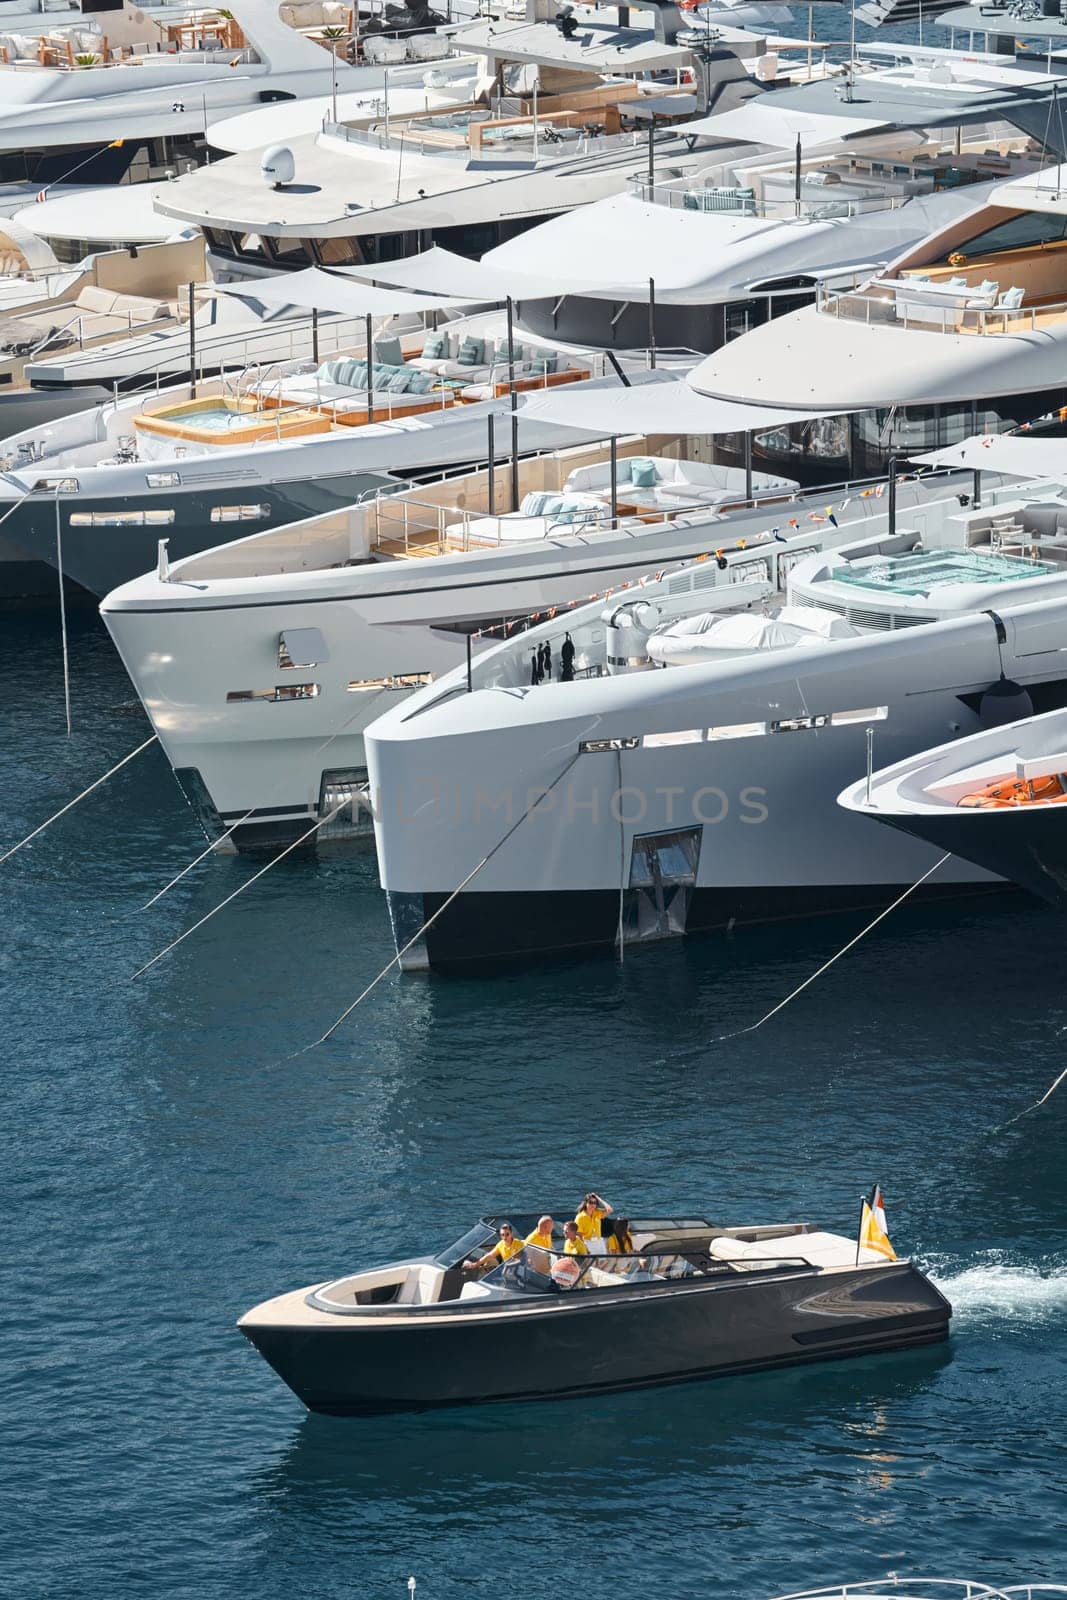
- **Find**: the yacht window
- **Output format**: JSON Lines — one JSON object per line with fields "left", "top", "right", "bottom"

{"left": 147, "top": 472, "right": 181, "bottom": 488}
{"left": 643, "top": 728, "right": 703, "bottom": 748}
{"left": 830, "top": 706, "right": 889, "bottom": 726}
{"left": 202, "top": 228, "right": 234, "bottom": 254}
{"left": 314, "top": 236, "right": 366, "bottom": 267}
{"left": 226, "top": 683, "right": 320, "bottom": 703}
{"left": 707, "top": 721, "right": 767, "bottom": 740}
{"left": 579, "top": 737, "right": 639, "bottom": 753}
{"left": 230, "top": 232, "right": 268, "bottom": 261}
{"left": 347, "top": 673, "right": 433, "bottom": 692}
{"left": 32, "top": 477, "right": 78, "bottom": 493}
{"left": 210, "top": 504, "right": 271, "bottom": 523}
{"left": 956, "top": 210, "right": 1067, "bottom": 258}
{"left": 70, "top": 509, "right": 174, "bottom": 527}
{"left": 279, "top": 628, "right": 328, "bottom": 669}
{"left": 263, "top": 235, "right": 311, "bottom": 266}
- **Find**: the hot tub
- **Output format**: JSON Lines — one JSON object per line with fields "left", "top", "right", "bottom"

{"left": 133, "top": 396, "right": 332, "bottom": 452}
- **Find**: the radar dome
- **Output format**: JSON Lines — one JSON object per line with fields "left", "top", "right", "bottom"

{"left": 261, "top": 146, "right": 295, "bottom": 189}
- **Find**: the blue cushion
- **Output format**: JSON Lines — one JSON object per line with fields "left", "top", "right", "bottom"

{"left": 528, "top": 354, "right": 558, "bottom": 375}
{"left": 334, "top": 358, "right": 363, "bottom": 389}
{"left": 422, "top": 332, "right": 445, "bottom": 359}
{"left": 318, "top": 358, "right": 343, "bottom": 383}
{"left": 374, "top": 334, "right": 405, "bottom": 368}
{"left": 386, "top": 369, "right": 411, "bottom": 393}
{"left": 629, "top": 458, "right": 658, "bottom": 489}
{"left": 407, "top": 370, "right": 434, "bottom": 394}
{"left": 457, "top": 336, "right": 486, "bottom": 366}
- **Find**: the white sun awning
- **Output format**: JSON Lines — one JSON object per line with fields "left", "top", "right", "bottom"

{"left": 516, "top": 374, "right": 850, "bottom": 436}
{"left": 678, "top": 104, "right": 890, "bottom": 150}
{"left": 339, "top": 245, "right": 636, "bottom": 303}
{"left": 217, "top": 266, "right": 469, "bottom": 319}
{"left": 913, "top": 433, "right": 1067, "bottom": 477}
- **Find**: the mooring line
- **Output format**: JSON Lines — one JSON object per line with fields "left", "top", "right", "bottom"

{"left": 130, "top": 801, "right": 347, "bottom": 980}
{"left": 0, "top": 735, "right": 158, "bottom": 867}
{"left": 281, "top": 752, "right": 582, "bottom": 1060}
{"left": 992, "top": 1063, "right": 1067, "bottom": 1132}
{"left": 712, "top": 854, "right": 952, "bottom": 1043}
{"left": 140, "top": 700, "right": 375, "bottom": 911}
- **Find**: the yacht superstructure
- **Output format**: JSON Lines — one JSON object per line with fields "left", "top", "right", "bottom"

{"left": 364, "top": 460, "right": 1067, "bottom": 967}
{"left": 150, "top": 0, "right": 772, "bottom": 278}
{"left": 686, "top": 161, "right": 1067, "bottom": 481}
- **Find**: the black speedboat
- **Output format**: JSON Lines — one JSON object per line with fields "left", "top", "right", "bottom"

{"left": 238, "top": 1209, "right": 951, "bottom": 1415}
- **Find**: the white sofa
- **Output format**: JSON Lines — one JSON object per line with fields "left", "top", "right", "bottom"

{"left": 565, "top": 455, "right": 798, "bottom": 510}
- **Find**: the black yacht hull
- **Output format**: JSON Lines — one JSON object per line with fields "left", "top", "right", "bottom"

{"left": 386, "top": 879, "right": 1002, "bottom": 972}
{"left": 241, "top": 1263, "right": 950, "bottom": 1416}
{"left": 870, "top": 809, "right": 1067, "bottom": 907}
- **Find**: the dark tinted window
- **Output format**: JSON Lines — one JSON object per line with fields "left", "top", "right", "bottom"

{"left": 958, "top": 210, "right": 1067, "bottom": 256}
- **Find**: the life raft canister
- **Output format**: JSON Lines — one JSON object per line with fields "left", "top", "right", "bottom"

{"left": 550, "top": 1256, "right": 581, "bottom": 1289}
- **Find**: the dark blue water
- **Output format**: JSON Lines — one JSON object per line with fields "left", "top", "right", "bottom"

{"left": 5, "top": 602, "right": 1067, "bottom": 1600}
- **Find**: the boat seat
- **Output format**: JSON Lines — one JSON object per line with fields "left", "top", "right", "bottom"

{"left": 708, "top": 1230, "right": 889, "bottom": 1268}
{"left": 396, "top": 1263, "right": 445, "bottom": 1305}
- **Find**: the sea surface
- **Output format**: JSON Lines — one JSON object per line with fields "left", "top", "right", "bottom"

{"left": 4, "top": 594, "right": 1067, "bottom": 1600}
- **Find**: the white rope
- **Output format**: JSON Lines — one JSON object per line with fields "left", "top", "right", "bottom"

{"left": 713, "top": 854, "right": 952, "bottom": 1043}
{"left": 130, "top": 801, "right": 347, "bottom": 980}
{"left": 140, "top": 807, "right": 258, "bottom": 911}
{"left": 0, "top": 734, "right": 157, "bottom": 866}
{"left": 283, "top": 752, "right": 582, "bottom": 1059}
{"left": 141, "top": 699, "right": 375, "bottom": 911}
{"left": 993, "top": 1063, "right": 1067, "bottom": 1132}
{"left": 55, "top": 490, "right": 71, "bottom": 737}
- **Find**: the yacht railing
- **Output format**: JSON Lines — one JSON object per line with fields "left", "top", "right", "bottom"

{"left": 627, "top": 177, "right": 908, "bottom": 221}
{"left": 818, "top": 279, "right": 1067, "bottom": 334}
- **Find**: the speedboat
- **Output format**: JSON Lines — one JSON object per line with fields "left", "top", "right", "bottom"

{"left": 238, "top": 1207, "right": 951, "bottom": 1415}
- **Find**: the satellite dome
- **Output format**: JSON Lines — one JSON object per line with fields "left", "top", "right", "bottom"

{"left": 261, "top": 145, "right": 295, "bottom": 188}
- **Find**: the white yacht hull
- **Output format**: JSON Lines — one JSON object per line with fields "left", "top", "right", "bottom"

{"left": 367, "top": 597, "right": 1067, "bottom": 968}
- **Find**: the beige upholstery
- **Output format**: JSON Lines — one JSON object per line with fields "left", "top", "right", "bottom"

{"left": 709, "top": 1231, "right": 890, "bottom": 1268}
{"left": 396, "top": 1264, "right": 445, "bottom": 1305}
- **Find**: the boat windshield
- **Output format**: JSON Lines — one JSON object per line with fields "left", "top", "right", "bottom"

{"left": 435, "top": 1222, "right": 498, "bottom": 1267}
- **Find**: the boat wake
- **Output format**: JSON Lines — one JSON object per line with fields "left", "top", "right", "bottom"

{"left": 927, "top": 1255, "right": 1067, "bottom": 1324}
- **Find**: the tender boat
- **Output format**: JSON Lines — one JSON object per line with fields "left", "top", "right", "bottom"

{"left": 839, "top": 704, "right": 1067, "bottom": 907}
{"left": 238, "top": 1208, "right": 951, "bottom": 1415}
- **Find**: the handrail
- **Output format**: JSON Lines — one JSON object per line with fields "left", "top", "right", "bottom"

{"left": 818, "top": 278, "right": 1067, "bottom": 334}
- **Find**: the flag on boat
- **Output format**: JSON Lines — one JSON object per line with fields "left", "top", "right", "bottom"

{"left": 858, "top": 1184, "right": 896, "bottom": 1260}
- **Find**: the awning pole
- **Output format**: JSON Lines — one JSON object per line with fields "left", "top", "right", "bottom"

{"left": 794, "top": 133, "right": 802, "bottom": 218}
{"left": 888, "top": 454, "right": 898, "bottom": 538}
{"left": 973, "top": 468, "right": 982, "bottom": 510}
{"left": 188, "top": 281, "right": 196, "bottom": 399}
{"left": 366, "top": 312, "right": 374, "bottom": 422}
{"left": 311, "top": 306, "right": 319, "bottom": 365}
{"left": 488, "top": 413, "right": 496, "bottom": 516}
{"left": 648, "top": 277, "right": 656, "bottom": 370}
{"left": 610, "top": 436, "right": 618, "bottom": 522}
{"left": 744, "top": 430, "right": 753, "bottom": 502}
{"left": 647, "top": 117, "right": 655, "bottom": 193}
{"left": 507, "top": 295, "right": 519, "bottom": 512}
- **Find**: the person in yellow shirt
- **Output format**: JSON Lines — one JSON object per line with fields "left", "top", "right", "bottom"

{"left": 605, "top": 1217, "right": 634, "bottom": 1255}
{"left": 465, "top": 1222, "right": 525, "bottom": 1272}
{"left": 524, "top": 1215, "right": 555, "bottom": 1251}
{"left": 575, "top": 1191, "right": 613, "bottom": 1246}
{"left": 562, "top": 1220, "right": 588, "bottom": 1256}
